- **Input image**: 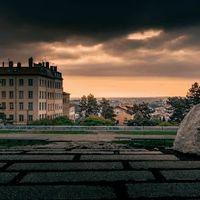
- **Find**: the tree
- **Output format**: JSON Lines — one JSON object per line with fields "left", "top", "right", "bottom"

{"left": 0, "top": 112, "right": 6, "bottom": 123}
{"left": 86, "top": 94, "right": 99, "bottom": 116}
{"left": 0, "top": 104, "right": 6, "bottom": 124}
{"left": 186, "top": 82, "right": 200, "bottom": 105}
{"left": 127, "top": 102, "right": 154, "bottom": 126}
{"left": 167, "top": 97, "right": 190, "bottom": 123}
{"left": 78, "top": 94, "right": 99, "bottom": 117}
{"left": 167, "top": 82, "right": 200, "bottom": 124}
{"left": 100, "top": 98, "right": 116, "bottom": 120}
{"left": 79, "top": 95, "right": 87, "bottom": 117}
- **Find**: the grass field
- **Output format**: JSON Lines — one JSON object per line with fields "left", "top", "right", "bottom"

{"left": 0, "top": 130, "right": 25, "bottom": 134}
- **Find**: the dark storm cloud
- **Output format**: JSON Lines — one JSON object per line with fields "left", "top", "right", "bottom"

{"left": 1, "top": 0, "right": 200, "bottom": 44}
{"left": 1, "top": 0, "right": 200, "bottom": 80}
{"left": 63, "top": 61, "right": 200, "bottom": 79}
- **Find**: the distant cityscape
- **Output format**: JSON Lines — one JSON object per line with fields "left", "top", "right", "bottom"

{"left": 70, "top": 97, "right": 170, "bottom": 125}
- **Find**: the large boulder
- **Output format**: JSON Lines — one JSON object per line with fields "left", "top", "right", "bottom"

{"left": 173, "top": 104, "right": 200, "bottom": 155}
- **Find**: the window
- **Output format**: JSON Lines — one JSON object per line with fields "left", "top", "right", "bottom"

{"left": 9, "top": 102, "right": 14, "bottom": 110}
{"left": 28, "top": 79, "right": 33, "bottom": 86}
{"left": 28, "top": 91, "right": 33, "bottom": 99}
{"left": 28, "top": 115, "right": 33, "bottom": 121}
{"left": 9, "top": 115, "right": 14, "bottom": 120}
{"left": 9, "top": 91, "right": 14, "bottom": 99}
{"left": 19, "top": 79, "right": 24, "bottom": 86}
{"left": 1, "top": 91, "right": 6, "bottom": 98}
{"left": 28, "top": 102, "right": 33, "bottom": 110}
{"left": 9, "top": 79, "right": 14, "bottom": 86}
{"left": 19, "top": 115, "right": 24, "bottom": 122}
{"left": 0, "top": 79, "right": 6, "bottom": 86}
{"left": 19, "top": 102, "right": 24, "bottom": 110}
{"left": 19, "top": 91, "right": 24, "bottom": 99}
{"left": 1, "top": 102, "right": 6, "bottom": 109}
{"left": 39, "top": 102, "right": 42, "bottom": 110}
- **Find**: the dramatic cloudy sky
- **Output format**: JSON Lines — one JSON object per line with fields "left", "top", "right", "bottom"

{"left": 1, "top": 0, "right": 200, "bottom": 97}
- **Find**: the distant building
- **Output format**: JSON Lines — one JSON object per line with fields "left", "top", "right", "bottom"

{"left": 0, "top": 58, "right": 63, "bottom": 124}
{"left": 114, "top": 106, "right": 133, "bottom": 125}
{"left": 69, "top": 104, "right": 76, "bottom": 121}
{"left": 63, "top": 92, "right": 70, "bottom": 118}
{"left": 151, "top": 107, "right": 170, "bottom": 121}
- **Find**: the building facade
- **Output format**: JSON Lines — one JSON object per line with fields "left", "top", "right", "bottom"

{"left": 63, "top": 92, "right": 70, "bottom": 118}
{"left": 114, "top": 106, "right": 133, "bottom": 125}
{"left": 0, "top": 58, "right": 63, "bottom": 124}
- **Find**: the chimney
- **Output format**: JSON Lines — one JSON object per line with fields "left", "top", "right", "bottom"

{"left": 46, "top": 62, "right": 49, "bottom": 68}
{"left": 17, "top": 62, "right": 21, "bottom": 67}
{"left": 54, "top": 66, "right": 57, "bottom": 71}
{"left": 42, "top": 62, "right": 45, "bottom": 67}
{"left": 28, "top": 57, "right": 33, "bottom": 67}
{"left": 9, "top": 61, "right": 14, "bottom": 67}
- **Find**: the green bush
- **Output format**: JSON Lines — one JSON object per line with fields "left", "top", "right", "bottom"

{"left": 158, "top": 121, "right": 174, "bottom": 126}
{"left": 79, "top": 116, "right": 115, "bottom": 126}
{"left": 31, "top": 116, "right": 73, "bottom": 125}
{"left": 52, "top": 116, "right": 74, "bottom": 125}
{"left": 31, "top": 118, "right": 52, "bottom": 125}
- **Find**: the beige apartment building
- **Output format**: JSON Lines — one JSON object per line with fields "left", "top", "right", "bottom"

{"left": 0, "top": 58, "right": 63, "bottom": 124}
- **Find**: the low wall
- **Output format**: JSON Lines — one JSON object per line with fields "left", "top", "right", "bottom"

{"left": 0, "top": 125, "right": 178, "bottom": 132}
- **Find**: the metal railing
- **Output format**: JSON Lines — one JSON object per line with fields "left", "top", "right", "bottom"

{"left": 0, "top": 125, "right": 179, "bottom": 132}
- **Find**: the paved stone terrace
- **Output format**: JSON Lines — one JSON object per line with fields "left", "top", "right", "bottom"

{"left": 1, "top": 147, "right": 200, "bottom": 200}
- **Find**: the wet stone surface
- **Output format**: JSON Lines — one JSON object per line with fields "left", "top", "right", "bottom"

{"left": 1, "top": 147, "right": 200, "bottom": 199}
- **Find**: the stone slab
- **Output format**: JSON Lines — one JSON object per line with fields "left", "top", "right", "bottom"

{"left": 8, "top": 162, "right": 123, "bottom": 170}
{"left": 127, "top": 183, "right": 200, "bottom": 198}
{"left": 0, "top": 185, "right": 116, "bottom": 200}
{"left": 0, "top": 155, "right": 74, "bottom": 161}
{"left": 0, "top": 163, "right": 6, "bottom": 168}
{"left": 26, "top": 151, "right": 67, "bottom": 154}
{"left": 71, "top": 149, "right": 114, "bottom": 154}
{"left": 121, "top": 151, "right": 163, "bottom": 155}
{"left": 21, "top": 171, "right": 154, "bottom": 183}
{"left": 0, "top": 151, "right": 23, "bottom": 154}
{"left": 161, "top": 170, "right": 200, "bottom": 180}
{"left": 130, "top": 161, "right": 200, "bottom": 169}
{"left": 81, "top": 154, "right": 179, "bottom": 161}
{"left": 0, "top": 172, "right": 18, "bottom": 184}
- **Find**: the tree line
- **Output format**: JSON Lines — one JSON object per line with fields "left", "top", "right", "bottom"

{"left": 167, "top": 82, "right": 200, "bottom": 123}
{"left": 77, "top": 82, "right": 200, "bottom": 126}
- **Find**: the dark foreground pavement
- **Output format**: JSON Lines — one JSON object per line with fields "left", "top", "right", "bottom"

{"left": 1, "top": 146, "right": 200, "bottom": 200}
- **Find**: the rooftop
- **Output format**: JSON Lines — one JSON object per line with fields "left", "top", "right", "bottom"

{"left": 0, "top": 58, "right": 62, "bottom": 80}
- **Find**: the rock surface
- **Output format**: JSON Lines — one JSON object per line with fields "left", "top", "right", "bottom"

{"left": 173, "top": 104, "right": 200, "bottom": 154}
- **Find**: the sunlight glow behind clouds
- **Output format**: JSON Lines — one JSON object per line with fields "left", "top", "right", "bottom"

{"left": 127, "top": 30, "right": 163, "bottom": 40}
